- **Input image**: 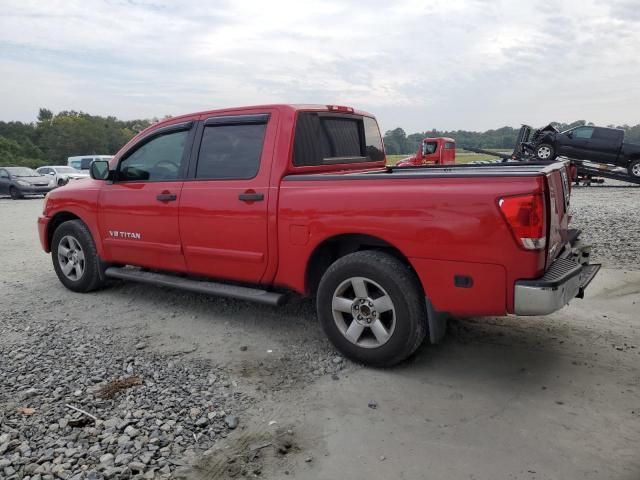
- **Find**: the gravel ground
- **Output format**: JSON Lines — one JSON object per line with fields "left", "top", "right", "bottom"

{"left": 569, "top": 181, "right": 640, "bottom": 269}
{"left": 0, "top": 313, "right": 251, "bottom": 479}
{"left": 1, "top": 181, "right": 639, "bottom": 480}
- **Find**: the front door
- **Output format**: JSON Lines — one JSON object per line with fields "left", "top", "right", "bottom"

{"left": 98, "top": 123, "right": 195, "bottom": 272}
{"left": 560, "top": 126, "right": 594, "bottom": 160}
{"left": 179, "top": 113, "right": 276, "bottom": 283}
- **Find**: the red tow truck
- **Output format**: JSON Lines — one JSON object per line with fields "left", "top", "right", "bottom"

{"left": 38, "top": 104, "right": 600, "bottom": 366}
{"left": 395, "top": 137, "right": 456, "bottom": 167}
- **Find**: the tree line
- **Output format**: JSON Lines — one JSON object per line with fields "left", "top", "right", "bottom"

{"left": 383, "top": 121, "right": 640, "bottom": 155}
{"left": 0, "top": 109, "right": 155, "bottom": 168}
{"left": 2, "top": 109, "right": 640, "bottom": 166}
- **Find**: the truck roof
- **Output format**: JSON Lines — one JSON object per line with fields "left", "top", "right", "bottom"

{"left": 142, "top": 104, "right": 375, "bottom": 136}
{"left": 424, "top": 137, "right": 455, "bottom": 143}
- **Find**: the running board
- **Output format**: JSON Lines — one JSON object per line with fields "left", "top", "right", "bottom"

{"left": 104, "top": 267, "right": 286, "bottom": 306}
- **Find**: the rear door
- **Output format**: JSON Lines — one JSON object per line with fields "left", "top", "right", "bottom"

{"left": 587, "top": 128, "right": 623, "bottom": 165}
{"left": 97, "top": 121, "right": 195, "bottom": 272}
{"left": 179, "top": 112, "right": 277, "bottom": 283}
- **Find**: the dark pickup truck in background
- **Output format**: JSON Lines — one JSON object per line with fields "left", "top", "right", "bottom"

{"left": 533, "top": 124, "right": 640, "bottom": 178}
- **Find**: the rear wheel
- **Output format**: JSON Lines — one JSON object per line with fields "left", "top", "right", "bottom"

{"left": 535, "top": 143, "right": 555, "bottom": 161}
{"left": 316, "top": 250, "right": 428, "bottom": 367}
{"left": 10, "top": 187, "right": 22, "bottom": 200}
{"left": 628, "top": 159, "right": 640, "bottom": 179}
{"left": 51, "top": 220, "right": 105, "bottom": 292}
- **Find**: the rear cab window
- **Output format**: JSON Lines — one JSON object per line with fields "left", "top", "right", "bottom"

{"left": 293, "top": 112, "right": 385, "bottom": 167}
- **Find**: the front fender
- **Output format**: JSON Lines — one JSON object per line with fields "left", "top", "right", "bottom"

{"left": 43, "top": 184, "right": 104, "bottom": 257}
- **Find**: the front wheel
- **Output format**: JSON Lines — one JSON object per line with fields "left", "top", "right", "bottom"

{"left": 10, "top": 187, "right": 22, "bottom": 200}
{"left": 51, "top": 220, "right": 105, "bottom": 292}
{"left": 316, "top": 251, "right": 428, "bottom": 367}
{"left": 628, "top": 159, "right": 640, "bottom": 179}
{"left": 535, "top": 143, "right": 555, "bottom": 161}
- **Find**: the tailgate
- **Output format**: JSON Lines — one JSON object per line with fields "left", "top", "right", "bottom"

{"left": 545, "top": 161, "right": 572, "bottom": 266}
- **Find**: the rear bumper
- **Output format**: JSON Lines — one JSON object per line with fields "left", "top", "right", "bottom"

{"left": 513, "top": 244, "right": 600, "bottom": 316}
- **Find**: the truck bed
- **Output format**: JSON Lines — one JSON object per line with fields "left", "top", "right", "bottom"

{"left": 284, "top": 161, "right": 567, "bottom": 181}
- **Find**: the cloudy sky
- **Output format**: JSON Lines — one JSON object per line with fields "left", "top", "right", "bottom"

{"left": 1, "top": 0, "right": 639, "bottom": 132}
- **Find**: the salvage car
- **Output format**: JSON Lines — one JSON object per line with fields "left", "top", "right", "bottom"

{"left": 533, "top": 124, "right": 640, "bottom": 178}
{"left": 36, "top": 166, "right": 89, "bottom": 186}
{"left": 0, "top": 166, "right": 56, "bottom": 199}
{"left": 37, "top": 104, "right": 600, "bottom": 366}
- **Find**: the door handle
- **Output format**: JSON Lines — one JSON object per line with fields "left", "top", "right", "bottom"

{"left": 156, "top": 192, "right": 177, "bottom": 202}
{"left": 239, "top": 192, "right": 264, "bottom": 202}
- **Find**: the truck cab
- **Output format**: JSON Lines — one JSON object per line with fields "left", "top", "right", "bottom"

{"left": 395, "top": 137, "right": 455, "bottom": 167}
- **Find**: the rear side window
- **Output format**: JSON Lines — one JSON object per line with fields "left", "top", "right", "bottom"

{"left": 293, "top": 112, "right": 385, "bottom": 166}
{"left": 445, "top": 142, "right": 455, "bottom": 150}
{"left": 196, "top": 123, "right": 266, "bottom": 180}
{"left": 592, "top": 128, "right": 623, "bottom": 141}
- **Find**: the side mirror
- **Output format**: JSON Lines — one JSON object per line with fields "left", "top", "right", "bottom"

{"left": 90, "top": 160, "right": 111, "bottom": 180}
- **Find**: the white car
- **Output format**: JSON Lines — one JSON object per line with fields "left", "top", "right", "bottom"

{"left": 36, "top": 166, "right": 90, "bottom": 186}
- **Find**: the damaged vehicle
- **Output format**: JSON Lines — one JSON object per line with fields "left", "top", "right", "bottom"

{"left": 531, "top": 124, "right": 640, "bottom": 179}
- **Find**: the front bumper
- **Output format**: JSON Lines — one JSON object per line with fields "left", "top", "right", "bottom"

{"left": 19, "top": 185, "right": 54, "bottom": 194}
{"left": 38, "top": 215, "right": 51, "bottom": 252}
{"left": 513, "top": 240, "right": 600, "bottom": 316}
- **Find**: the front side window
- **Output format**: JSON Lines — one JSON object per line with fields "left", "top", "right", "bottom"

{"left": 0, "top": 169, "right": 8, "bottom": 178}
{"left": 423, "top": 142, "right": 438, "bottom": 155}
{"left": 118, "top": 130, "right": 188, "bottom": 182}
{"left": 573, "top": 127, "right": 594, "bottom": 139}
{"left": 196, "top": 124, "right": 266, "bottom": 180}
{"left": 445, "top": 142, "right": 455, "bottom": 150}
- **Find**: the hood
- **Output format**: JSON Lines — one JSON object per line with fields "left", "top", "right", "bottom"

{"left": 538, "top": 124, "right": 559, "bottom": 134}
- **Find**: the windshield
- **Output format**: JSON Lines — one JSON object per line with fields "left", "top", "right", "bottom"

{"left": 6, "top": 167, "right": 41, "bottom": 177}
{"left": 56, "top": 167, "right": 81, "bottom": 174}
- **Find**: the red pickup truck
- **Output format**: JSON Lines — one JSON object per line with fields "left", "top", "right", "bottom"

{"left": 395, "top": 137, "right": 456, "bottom": 167}
{"left": 38, "top": 104, "right": 600, "bottom": 366}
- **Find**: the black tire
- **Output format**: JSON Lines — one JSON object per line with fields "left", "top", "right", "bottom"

{"left": 10, "top": 187, "right": 22, "bottom": 200}
{"left": 535, "top": 143, "right": 556, "bottom": 161}
{"left": 51, "top": 219, "right": 105, "bottom": 293}
{"left": 57, "top": 178, "right": 66, "bottom": 186}
{"left": 628, "top": 159, "right": 640, "bottom": 179}
{"left": 316, "top": 250, "right": 428, "bottom": 367}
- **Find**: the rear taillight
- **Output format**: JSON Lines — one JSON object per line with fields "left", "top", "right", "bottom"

{"left": 498, "top": 193, "right": 546, "bottom": 250}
